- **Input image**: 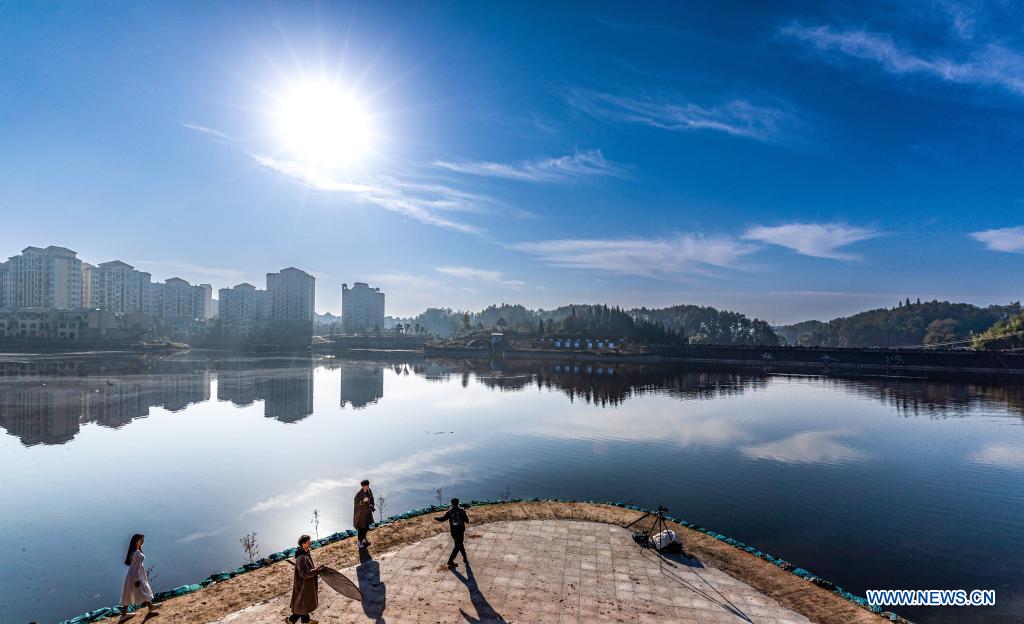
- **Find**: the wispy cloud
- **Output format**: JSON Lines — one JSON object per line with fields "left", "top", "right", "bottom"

{"left": 436, "top": 265, "right": 526, "bottom": 289}
{"left": 246, "top": 443, "right": 474, "bottom": 513}
{"left": 742, "top": 223, "right": 881, "bottom": 260}
{"left": 181, "top": 121, "right": 233, "bottom": 142}
{"left": 128, "top": 259, "right": 248, "bottom": 284}
{"left": 566, "top": 88, "right": 808, "bottom": 144}
{"left": 741, "top": 430, "right": 868, "bottom": 465}
{"left": 969, "top": 442, "right": 1024, "bottom": 470}
{"left": 971, "top": 225, "right": 1024, "bottom": 253}
{"left": 432, "top": 149, "right": 625, "bottom": 183}
{"left": 250, "top": 154, "right": 483, "bottom": 235}
{"left": 512, "top": 235, "right": 757, "bottom": 278}
{"left": 779, "top": 21, "right": 1024, "bottom": 97}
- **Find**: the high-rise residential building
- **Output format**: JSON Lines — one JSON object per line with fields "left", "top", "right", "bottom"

{"left": 83, "top": 260, "right": 152, "bottom": 314}
{"left": 266, "top": 267, "right": 315, "bottom": 324}
{"left": 161, "top": 277, "right": 206, "bottom": 319}
{"left": 218, "top": 283, "right": 269, "bottom": 321}
{"left": 198, "top": 284, "right": 213, "bottom": 320}
{"left": 1, "top": 246, "right": 83, "bottom": 309}
{"left": 0, "top": 261, "right": 8, "bottom": 309}
{"left": 341, "top": 282, "right": 385, "bottom": 333}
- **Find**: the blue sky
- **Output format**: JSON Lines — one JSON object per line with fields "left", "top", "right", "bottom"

{"left": 1, "top": 0, "right": 1022, "bottom": 323}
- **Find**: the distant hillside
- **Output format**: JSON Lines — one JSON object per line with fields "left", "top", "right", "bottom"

{"left": 777, "top": 300, "right": 1020, "bottom": 348}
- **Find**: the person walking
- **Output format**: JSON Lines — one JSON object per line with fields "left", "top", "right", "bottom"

{"left": 287, "top": 534, "right": 323, "bottom": 624}
{"left": 120, "top": 534, "right": 156, "bottom": 618}
{"left": 435, "top": 498, "right": 469, "bottom": 568}
{"left": 353, "top": 479, "right": 375, "bottom": 549}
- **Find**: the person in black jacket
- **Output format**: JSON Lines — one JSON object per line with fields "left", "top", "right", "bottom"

{"left": 435, "top": 497, "right": 469, "bottom": 567}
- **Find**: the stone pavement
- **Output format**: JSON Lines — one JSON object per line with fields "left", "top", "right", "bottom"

{"left": 213, "top": 519, "right": 812, "bottom": 624}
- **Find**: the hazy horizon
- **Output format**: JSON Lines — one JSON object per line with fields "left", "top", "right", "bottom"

{"left": 3, "top": 1, "right": 1022, "bottom": 325}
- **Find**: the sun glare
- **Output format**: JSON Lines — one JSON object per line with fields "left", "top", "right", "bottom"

{"left": 274, "top": 80, "right": 372, "bottom": 169}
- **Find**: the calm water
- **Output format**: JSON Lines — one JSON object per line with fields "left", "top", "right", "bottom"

{"left": 1, "top": 354, "right": 1023, "bottom": 624}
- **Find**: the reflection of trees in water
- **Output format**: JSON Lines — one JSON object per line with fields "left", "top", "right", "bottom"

{"left": 421, "top": 359, "right": 764, "bottom": 407}
{"left": 828, "top": 377, "right": 1024, "bottom": 420}
{"left": 4, "top": 354, "right": 1024, "bottom": 446}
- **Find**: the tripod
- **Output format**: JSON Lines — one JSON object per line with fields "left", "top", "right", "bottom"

{"left": 625, "top": 506, "right": 676, "bottom": 570}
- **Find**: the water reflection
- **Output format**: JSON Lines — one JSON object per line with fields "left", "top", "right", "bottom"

{"left": 340, "top": 361, "right": 384, "bottom": 409}
{"left": 2, "top": 355, "right": 1023, "bottom": 448}
{"left": 0, "top": 372, "right": 210, "bottom": 446}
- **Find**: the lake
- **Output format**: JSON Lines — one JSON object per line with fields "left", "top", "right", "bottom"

{"left": 1, "top": 353, "right": 1022, "bottom": 623}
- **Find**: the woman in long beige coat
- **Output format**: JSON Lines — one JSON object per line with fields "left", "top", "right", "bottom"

{"left": 288, "top": 535, "right": 322, "bottom": 624}
{"left": 353, "top": 479, "right": 375, "bottom": 549}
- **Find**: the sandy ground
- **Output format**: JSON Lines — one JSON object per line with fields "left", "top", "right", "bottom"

{"left": 114, "top": 502, "right": 888, "bottom": 624}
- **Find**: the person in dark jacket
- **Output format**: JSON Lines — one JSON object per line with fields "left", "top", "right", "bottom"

{"left": 353, "top": 479, "right": 375, "bottom": 549}
{"left": 435, "top": 497, "right": 469, "bottom": 567}
{"left": 288, "top": 535, "right": 323, "bottom": 624}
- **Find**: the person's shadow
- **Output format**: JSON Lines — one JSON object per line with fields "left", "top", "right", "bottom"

{"left": 451, "top": 562, "right": 507, "bottom": 624}
{"left": 356, "top": 557, "right": 387, "bottom": 623}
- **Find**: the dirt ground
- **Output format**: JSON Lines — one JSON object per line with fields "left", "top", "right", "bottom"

{"left": 116, "top": 501, "right": 888, "bottom": 624}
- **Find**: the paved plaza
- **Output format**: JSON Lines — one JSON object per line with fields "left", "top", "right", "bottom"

{"left": 213, "top": 519, "right": 812, "bottom": 624}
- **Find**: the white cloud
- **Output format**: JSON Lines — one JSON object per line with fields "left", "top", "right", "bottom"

{"left": 512, "top": 235, "right": 757, "bottom": 277}
{"left": 971, "top": 225, "right": 1024, "bottom": 253}
{"left": 436, "top": 265, "right": 526, "bottom": 289}
{"left": 969, "top": 442, "right": 1024, "bottom": 470}
{"left": 246, "top": 443, "right": 474, "bottom": 513}
{"left": 742, "top": 223, "right": 880, "bottom": 260}
{"left": 779, "top": 22, "right": 1024, "bottom": 97}
{"left": 250, "top": 154, "right": 483, "bottom": 235}
{"left": 566, "top": 88, "right": 807, "bottom": 144}
{"left": 432, "top": 149, "right": 625, "bottom": 182}
{"left": 741, "top": 430, "right": 868, "bottom": 465}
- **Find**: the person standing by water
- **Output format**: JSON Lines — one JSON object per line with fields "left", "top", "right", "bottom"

{"left": 287, "top": 535, "right": 323, "bottom": 624}
{"left": 120, "top": 534, "right": 156, "bottom": 618}
{"left": 435, "top": 498, "right": 469, "bottom": 568}
{"left": 353, "top": 479, "right": 375, "bottom": 549}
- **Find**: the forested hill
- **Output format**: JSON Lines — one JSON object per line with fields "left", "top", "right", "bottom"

{"left": 776, "top": 300, "right": 1020, "bottom": 348}
{"left": 633, "top": 305, "right": 778, "bottom": 345}
{"left": 413, "top": 303, "right": 778, "bottom": 345}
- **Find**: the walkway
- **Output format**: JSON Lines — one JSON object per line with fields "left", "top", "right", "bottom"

{"left": 213, "top": 519, "right": 812, "bottom": 624}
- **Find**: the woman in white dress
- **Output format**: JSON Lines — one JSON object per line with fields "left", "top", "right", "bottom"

{"left": 120, "top": 533, "right": 156, "bottom": 616}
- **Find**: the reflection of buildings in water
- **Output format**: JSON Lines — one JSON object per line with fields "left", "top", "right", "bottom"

{"left": 0, "top": 384, "right": 82, "bottom": 446}
{"left": 0, "top": 372, "right": 212, "bottom": 446}
{"left": 155, "top": 373, "right": 211, "bottom": 412}
{"left": 217, "top": 370, "right": 260, "bottom": 407}
{"left": 216, "top": 367, "right": 315, "bottom": 423}
{"left": 340, "top": 361, "right": 384, "bottom": 409}
{"left": 262, "top": 370, "right": 314, "bottom": 423}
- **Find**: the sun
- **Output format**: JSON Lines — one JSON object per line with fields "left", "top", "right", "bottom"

{"left": 274, "top": 80, "right": 373, "bottom": 169}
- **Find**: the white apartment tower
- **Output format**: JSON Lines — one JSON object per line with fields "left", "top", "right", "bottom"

{"left": 218, "top": 283, "right": 270, "bottom": 321}
{"left": 0, "top": 246, "right": 83, "bottom": 309}
{"left": 266, "top": 267, "right": 315, "bottom": 324}
{"left": 341, "top": 282, "right": 385, "bottom": 333}
{"left": 83, "top": 260, "right": 153, "bottom": 314}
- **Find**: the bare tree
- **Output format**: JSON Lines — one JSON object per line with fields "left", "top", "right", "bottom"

{"left": 311, "top": 509, "right": 321, "bottom": 540}
{"left": 377, "top": 495, "right": 388, "bottom": 522}
{"left": 239, "top": 532, "right": 260, "bottom": 563}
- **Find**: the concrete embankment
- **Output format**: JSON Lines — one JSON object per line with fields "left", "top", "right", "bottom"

{"left": 92, "top": 501, "right": 901, "bottom": 624}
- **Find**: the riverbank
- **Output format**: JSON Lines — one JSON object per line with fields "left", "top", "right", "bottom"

{"left": 85, "top": 501, "right": 901, "bottom": 624}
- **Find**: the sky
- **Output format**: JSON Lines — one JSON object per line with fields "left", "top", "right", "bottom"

{"left": 1, "top": 0, "right": 1022, "bottom": 324}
